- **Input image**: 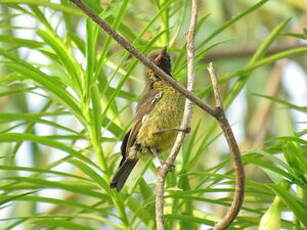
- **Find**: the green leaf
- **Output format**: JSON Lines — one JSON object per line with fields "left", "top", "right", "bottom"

{"left": 0, "top": 35, "right": 44, "bottom": 48}
{"left": 271, "top": 136, "right": 307, "bottom": 145}
{"left": 165, "top": 214, "right": 215, "bottom": 226}
{"left": 0, "top": 113, "right": 79, "bottom": 134}
{"left": 244, "top": 154, "right": 294, "bottom": 182}
{"left": 0, "top": 191, "right": 35, "bottom": 205}
{"left": 3, "top": 177, "right": 108, "bottom": 200}
{"left": 0, "top": 133, "right": 100, "bottom": 169}
{"left": 1, "top": 195, "right": 104, "bottom": 212}
{"left": 37, "top": 30, "right": 82, "bottom": 93}
{"left": 1, "top": 0, "right": 83, "bottom": 15}
{"left": 221, "top": 46, "right": 307, "bottom": 84}
{"left": 68, "top": 159, "right": 109, "bottom": 191}
{"left": 224, "top": 17, "right": 291, "bottom": 108}
{"left": 198, "top": 0, "right": 270, "bottom": 47}
{"left": 33, "top": 219, "right": 96, "bottom": 230}
{"left": 253, "top": 94, "right": 307, "bottom": 112}
{"left": 0, "top": 48, "right": 83, "bottom": 121}
{"left": 268, "top": 184, "right": 307, "bottom": 228}
{"left": 0, "top": 165, "right": 87, "bottom": 180}
{"left": 248, "top": 18, "right": 291, "bottom": 65}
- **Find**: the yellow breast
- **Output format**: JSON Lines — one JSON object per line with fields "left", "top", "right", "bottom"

{"left": 137, "top": 85, "right": 185, "bottom": 152}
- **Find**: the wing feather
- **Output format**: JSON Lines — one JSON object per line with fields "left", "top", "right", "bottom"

{"left": 121, "top": 88, "right": 161, "bottom": 157}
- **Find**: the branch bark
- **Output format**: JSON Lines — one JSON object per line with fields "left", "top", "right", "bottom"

{"left": 208, "top": 63, "right": 245, "bottom": 230}
{"left": 155, "top": 0, "right": 198, "bottom": 229}
{"left": 69, "top": 1, "right": 245, "bottom": 229}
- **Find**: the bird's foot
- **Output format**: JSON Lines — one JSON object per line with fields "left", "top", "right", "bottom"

{"left": 167, "top": 163, "right": 175, "bottom": 172}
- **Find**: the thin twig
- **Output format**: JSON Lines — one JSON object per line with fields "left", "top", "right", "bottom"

{"left": 208, "top": 63, "right": 223, "bottom": 109}
{"left": 208, "top": 63, "right": 245, "bottom": 230}
{"left": 155, "top": 1, "right": 198, "bottom": 229}
{"left": 69, "top": 0, "right": 216, "bottom": 117}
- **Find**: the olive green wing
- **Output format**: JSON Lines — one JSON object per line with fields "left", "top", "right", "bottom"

{"left": 121, "top": 89, "right": 162, "bottom": 161}
{"left": 110, "top": 89, "right": 162, "bottom": 191}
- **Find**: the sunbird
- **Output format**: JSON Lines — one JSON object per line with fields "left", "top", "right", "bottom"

{"left": 110, "top": 48, "right": 186, "bottom": 191}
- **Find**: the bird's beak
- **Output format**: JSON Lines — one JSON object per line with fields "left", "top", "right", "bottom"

{"left": 154, "top": 47, "right": 168, "bottom": 63}
{"left": 161, "top": 46, "right": 167, "bottom": 56}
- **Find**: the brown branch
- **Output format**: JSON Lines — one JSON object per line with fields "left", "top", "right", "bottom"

{"left": 203, "top": 44, "right": 306, "bottom": 62}
{"left": 208, "top": 63, "right": 245, "bottom": 230}
{"left": 155, "top": 1, "right": 198, "bottom": 229}
{"left": 70, "top": 1, "right": 245, "bottom": 229}
{"left": 69, "top": 0, "right": 216, "bottom": 117}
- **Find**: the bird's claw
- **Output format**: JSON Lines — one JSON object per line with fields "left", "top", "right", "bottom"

{"left": 167, "top": 164, "right": 175, "bottom": 172}
{"left": 183, "top": 127, "right": 191, "bottom": 133}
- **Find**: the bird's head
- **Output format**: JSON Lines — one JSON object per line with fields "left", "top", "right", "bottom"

{"left": 145, "top": 47, "right": 172, "bottom": 85}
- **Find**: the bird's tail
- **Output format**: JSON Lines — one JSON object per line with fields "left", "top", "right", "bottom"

{"left": 110, "top": 159, "right": 138, "bottom": 191}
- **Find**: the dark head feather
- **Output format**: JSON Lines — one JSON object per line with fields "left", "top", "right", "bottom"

{"left": 145, "top": 48, "right": 172, "bottom": 84}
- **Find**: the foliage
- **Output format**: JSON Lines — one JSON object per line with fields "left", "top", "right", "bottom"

{"left": 0, "top": 0, "right": 306, "bottom": 229}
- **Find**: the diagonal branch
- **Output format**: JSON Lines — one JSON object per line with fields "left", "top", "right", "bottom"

{"left": 69, "top": 0, "right": 216, "bottom": 117}
{"left": 155, "top": 0, "right": 198, "bottom": 229}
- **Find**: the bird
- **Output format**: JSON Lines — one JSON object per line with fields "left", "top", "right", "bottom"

{"left": 110, "top": 48, "right": 186, "bottom": 191}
